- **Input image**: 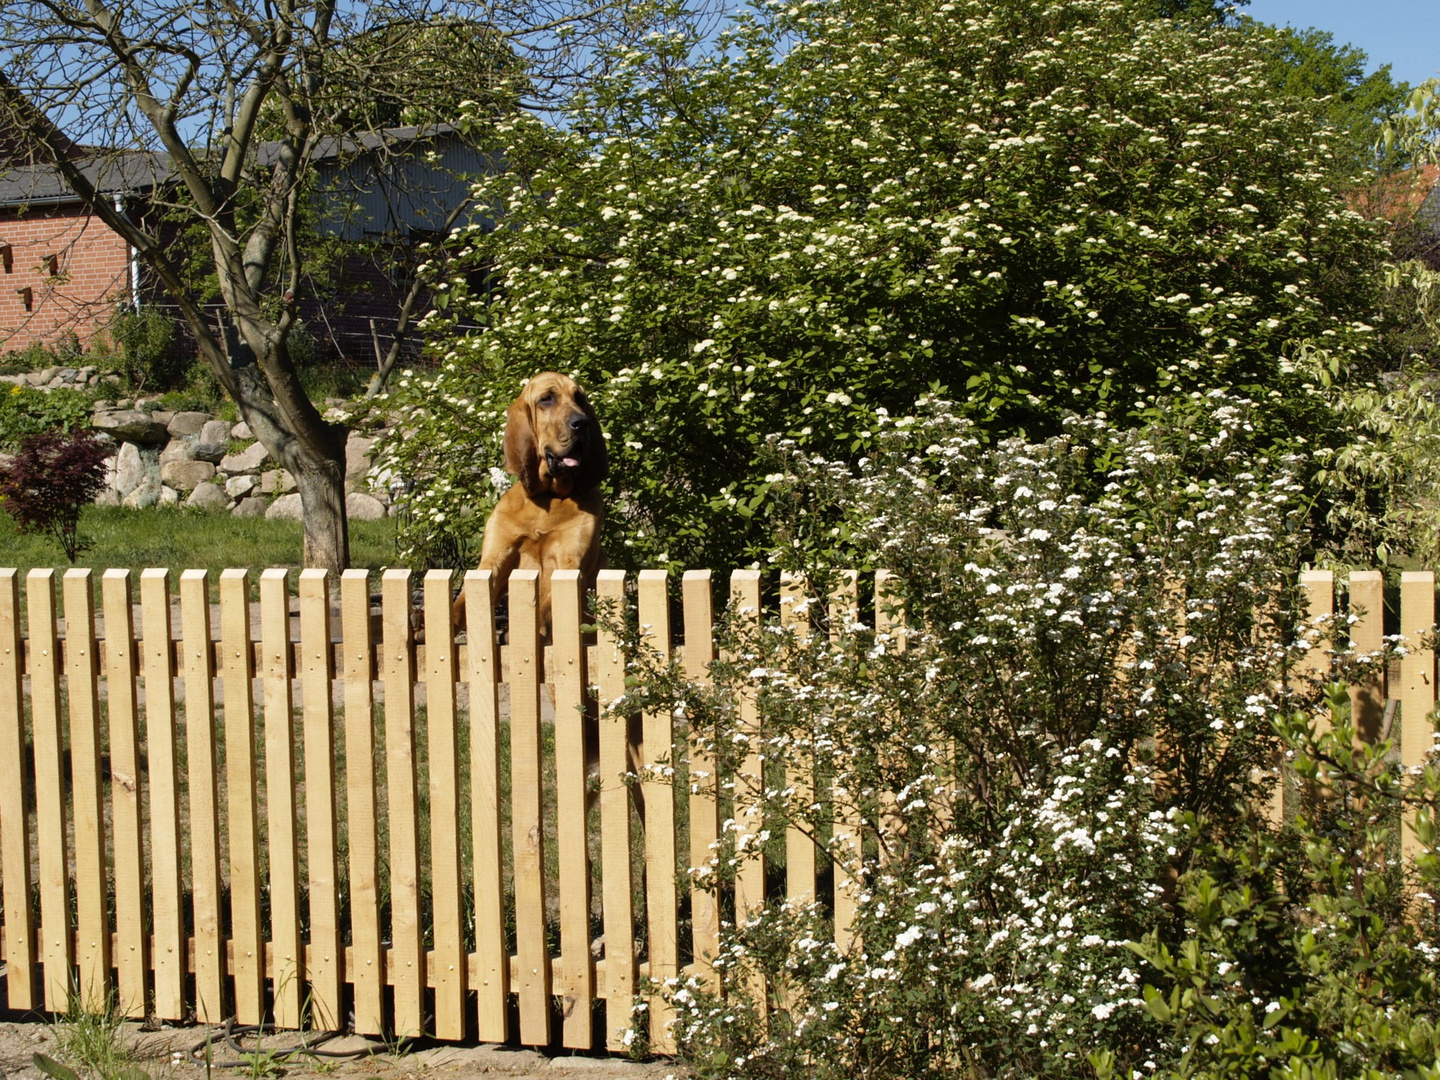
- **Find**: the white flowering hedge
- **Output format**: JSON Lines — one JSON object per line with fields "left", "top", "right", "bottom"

{"left": 380, "top": 0, "right": 1387, "bottom": 572}
{"left": 610, "top": 396, "right": 1440, "bottom": 1079}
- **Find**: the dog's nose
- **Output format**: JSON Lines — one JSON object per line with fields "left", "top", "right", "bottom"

{"left": 568, "top": 413, "right": 588, "bottom": 433}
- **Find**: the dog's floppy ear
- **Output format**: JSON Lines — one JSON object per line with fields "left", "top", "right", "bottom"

{"left": 503, "top": 391, "right": 542, "bottom": 494}
{"left": 577, "top": 393, "right": 609, "bottom": 490}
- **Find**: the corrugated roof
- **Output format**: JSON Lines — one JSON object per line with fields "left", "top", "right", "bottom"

{"left": 0, "top": 150, "right": 170, "bottom": 208}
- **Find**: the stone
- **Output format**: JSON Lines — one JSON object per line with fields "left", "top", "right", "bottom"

{"left": 264, "top": 493, "right": 304, "bottom": 521}
{"left": 159, "top": 485, "right": 180, "bottom": 506}
{"left": 186, "top": 482, "right": 228, "bottom": 512}
{"left": 113, "top": 442, "right": 146, "bottom": 497}
{"left": 93, "top": 488, "right": 119, "bottom": 507}
{"left": 150, "top": 410, "right": 174, "bottom": 426}
{"left": 160, "top": 459, "right": 216, "bottom": 492}
{"left": 259, "top": 468, "right": 296, "bottom": 495}
{"left": 92, "top": 409, "right": 169, "bottom": 444}
{"left": 346, "top": 491, "right": 387, "bottom": 521}
{"left": 231, "top": 421, "right": 253, "bottom": 439}
{"left": 225, "top": 475, "right": 257, "bottom": 499}
{"left": 199, "top": 419, "right": 231, "bottom": 444}
{"left": 193, "top": 442, "right": 227, "bottom": 464}
{"left": 122, "top": 475, "right": 161, "bottom": 509}
{"left": 219, "top": 441, "right": 269, "bottom": 473}
{"left": 166, "top": 411, "right": 211, "bottom": 437}
{"left": 232, "top": 496, "right": 268, "bottom": 518}
{"left": 345, "top": 434, "right": 376, "bottom": 490}
{"left": 158, "top": 440, "right": 194, "bottom": 467}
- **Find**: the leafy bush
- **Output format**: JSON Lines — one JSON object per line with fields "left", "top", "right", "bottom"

{"left": 385, "top": 0, "right": 1388, "bottom": 573}
{"left": 109, "top": 305, "right": 181, "bottom": 390}
{"left": 0, "top": 386, "right": 97, "bottom": 451}
{"left": 607, "top": 394, "right": 1438, "bottom": 1079}
{"left": 0, "top": 429, "right": 112, "bottom": 561}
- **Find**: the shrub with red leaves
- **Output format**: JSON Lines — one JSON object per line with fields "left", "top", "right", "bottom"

{"left": 0, "top": 429, "right": 112, "bottom": 561}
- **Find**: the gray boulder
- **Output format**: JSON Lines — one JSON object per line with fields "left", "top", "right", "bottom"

{"left": 199, "top": 419, "right": 231, "bottom": 444}
{"left": 113, "top": 442, "right": 146, "bottom": 497}
{"left": 187, "top": 482, "right": 228, "bottom": 512}
{"left": 265, "top": 493, "right": 304, "bottom": 521}
{"left": 167, "top": 411, "right": 211, "bottom": 437}
{"left": 346, "top": 492, "right": 387, "bottom": 521}
{"left": 93, "top": 409, "right": 169, "bottom": 444}
{"left": 160, "top": 459, "right": 216, "bottom": 492}
{"left": 122, "top": 475, "right": 162, "bottom": 509}
{"left": 232, "top": 496, "right": 268, "bottom": 518}
{"left": 219, "top": 441, "right": 269, "bottom": 473}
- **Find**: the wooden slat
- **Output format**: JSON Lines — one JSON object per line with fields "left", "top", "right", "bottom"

{"left": 551, "top": 569, "right": 594, "bottom": 1048}
{"left": 465, "top": 569, "right": 509, "bottom": 1041}
{"left": 0, "top": 570, "right": 34, "bottom": 1010}
{"left": 779, "top": 572, "right": 816, "bottom": 904}
{"left": 382, "top": 569, "right": 425, "bottom": 1038}
{"left": 424, "top": 569, "right": 466, "bottom": 1041}
{"left": 595, "top": 569, "right": 635, "bottom": 1051}
{"left": 1300, "top": 570, "right": 1335, "bottom": 736}
{"left": 63, "top": 570, "right": 108, "bottom": 1010}
{"left": 28, "top": 571, "right": 71, "bottom": 1011}
{"left": 341, "top": 569, "right": 384, "bottom": 1034}
{"left": 180, "top": 570, "right": 224, "bottom": 1022}
{"left": 508, "top": 570, "right": 552, "bottom": 1046}
{"left": 261, "top": 568, "right": 302, "bottom": 1027}
{"left": 1400, "top": 572, "right": 1435, "bottom": 872}
{"left": 638, "top": 570, "right": 678, "bottom": 1052}
{"left": 141, "top": 568, "right": 185, "bottom": 1020}
{"left": 875, "top": 570, "right": 907, "bottom": 851}
{"left": 300, "top": 570, "right": 342, "bottom": 1030}
{"left": 220, "top": 569, "right": 264, "bottom": 1024}
{"left": 102, "top": 570, "right": 145, "bottom": 1016}
{"left": 729, "top": 570, "right": 766, "bottom": 924}
{"left": 682, "top": 571, "right": 720, "bottom": 990}
{"left": 828, "top": 571, "right": 862, "bottom": 952}
{"left": 1347, "top": 571, "right": 1386, "bottom": 745}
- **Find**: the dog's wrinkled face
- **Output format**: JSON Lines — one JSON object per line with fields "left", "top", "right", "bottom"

{"left": 504, "top": 372, "right": 608, "bottom": 498}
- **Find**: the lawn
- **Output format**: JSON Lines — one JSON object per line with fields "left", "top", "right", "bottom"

{"left": 0, "top": 504, "right": 405, "bottom": 581}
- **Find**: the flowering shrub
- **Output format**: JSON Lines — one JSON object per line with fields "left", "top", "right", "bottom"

{"left": 383, "top": 0, "right": 1387, "bottom": 572}
{"left": 601, "top": 394, "right": 1330, "bottom": 1077}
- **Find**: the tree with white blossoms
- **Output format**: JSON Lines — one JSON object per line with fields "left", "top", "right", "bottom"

{"left": 382, "top": 0, "right": 1388, "bottom": 572}
{"left": 611, "top": 394, "right": 1439, "bottom": 1080}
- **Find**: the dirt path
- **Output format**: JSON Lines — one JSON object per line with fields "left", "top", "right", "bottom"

{"left": 0, "top": 1021, "right": 680, "bottom": 1080}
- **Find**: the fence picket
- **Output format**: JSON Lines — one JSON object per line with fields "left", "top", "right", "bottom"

{"left": 261, "top": 569, "right": 302, "bottom": 1027}
{"left": 1400, "top": 572, "right": 1436, "bottom": 872}
{"left": 341, "top": 569, "right": 384, "bottom": 1034}
{"left": 180, "top": 570, "right": 224, "bottom": 1023}
{"left": 595, "top": 569, "right": 635, "bottom": 1051}
{"left": 0, "top": 570, "right": 35, "bottom": 1011}
{"left": 29, "top": 570, "right": 71, "bottom": 1012}
{"left": 508, "top": 570, "right": 552, "bottom": 1046}
{"left": 64, "top": 570, "right": 109, "bottom": 1010}
{"left": 464, "top": 569, "right": 509, "bottom": 1042}
{"left": 221, "top": 569, "right": 264, "bottom": 1024}
{"left": 730, "top": 570, "right": 766, "bottom": 926}
{"left": 1347, "top": 571, "right": 1386, "bottom": 746}
{"left": 423, "top": 569, "right": 466, "bottom": 1041}
{"left": 141, "top": 569, "right": 185, "bottom": 1020}
{"left": 682, "top": 570, "right": 720, "bottom": 991}
{"left": 779, "top": 572, "right": 816, "bottom": 905}
{"left": 382, "top": 569, "right": 425, "bottom": 1038}
{"left": 828, "top": 571, "right": 862, "bottom": 952}
{"left": 551, "top": 569, "right": 594, "bottom": 1049}
{"left": 638, "top": 570, "right": 678, "bottom": 1053}
{"left": 300, "top": 569, "right": 343, "bottom": 1031}
{"left": 103, "top": 570, "right": 146, "bottom": 1017}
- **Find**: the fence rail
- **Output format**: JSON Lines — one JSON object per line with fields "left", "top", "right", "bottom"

{"left": 0, "top": 565, "right": 1433, "bottom": 1053}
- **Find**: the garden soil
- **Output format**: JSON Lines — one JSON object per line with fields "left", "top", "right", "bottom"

{"left": 0, "top": 1019, "right": 680, "bottom": 1080}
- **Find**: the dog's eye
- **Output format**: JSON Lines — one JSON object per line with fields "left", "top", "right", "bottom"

{"left": 538, "top": 391, "right": 555, "bottom": 405}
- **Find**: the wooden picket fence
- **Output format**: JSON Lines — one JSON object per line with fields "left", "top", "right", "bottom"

{"left": 0, "top": 564, "right": 1433, "bottom": 1054}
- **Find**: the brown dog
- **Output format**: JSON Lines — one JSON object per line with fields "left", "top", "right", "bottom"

{"left": 452, "top": 372, "right": 607, "bottom": 632}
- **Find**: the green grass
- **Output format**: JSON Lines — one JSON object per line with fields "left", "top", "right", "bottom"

{"left": 0, "top": 504, "right": 402, "bottom": 579}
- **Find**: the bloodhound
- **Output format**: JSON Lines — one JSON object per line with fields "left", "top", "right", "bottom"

{"left": 452, "top": 371, "right": 608, "bottom": 632}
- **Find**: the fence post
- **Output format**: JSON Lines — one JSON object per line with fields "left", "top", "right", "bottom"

{"left": 780, "top": 572, "right": 816, "bottom": 905}
{"left": 1347, "top": 571, "right": 1386, "bottom": 746}
{"left": 107, "top": 569, "right": 148, "bottom": 1018}
{"left": 261, "top": 568, "right": 302, "bottom": 1027}
{"left": 0, "top": 569, "right": 35, "bottom": 1011}
{"left": 683, "top": 570, "right": 720, "bottom": 990}
{"left": 828, "top": 571, "right": 862, "bottom": 952}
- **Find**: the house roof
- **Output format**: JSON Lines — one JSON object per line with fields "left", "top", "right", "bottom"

{"left": 0, "top": 124, "right": 464, "bottom": 210}
{"left": 0, "top": 149, "right": 170, "bottom": 209}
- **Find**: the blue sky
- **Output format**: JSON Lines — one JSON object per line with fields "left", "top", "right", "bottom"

{"left": 1244, "top": 1, "right": 1440, "bottom": 88}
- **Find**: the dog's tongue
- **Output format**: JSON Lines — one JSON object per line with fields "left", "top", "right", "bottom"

{"left": 562, "top": 456, "right": 580, "bottom": 469}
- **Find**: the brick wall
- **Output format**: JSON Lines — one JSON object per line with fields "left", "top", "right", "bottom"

{"left": 0, "top": 204, "right": 131, "bottom": 354}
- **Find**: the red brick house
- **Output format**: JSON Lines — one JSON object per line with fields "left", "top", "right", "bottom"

{"left": 0, "top": 127, "right": 493, "bottom": 360}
